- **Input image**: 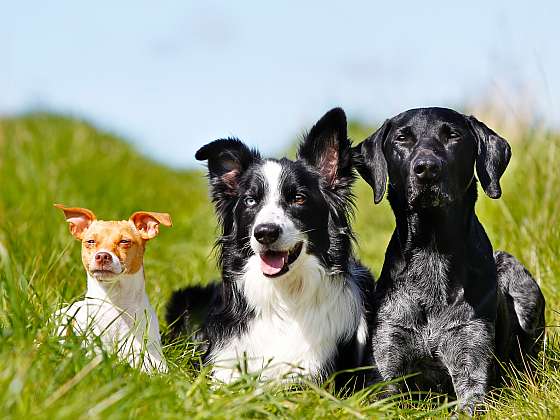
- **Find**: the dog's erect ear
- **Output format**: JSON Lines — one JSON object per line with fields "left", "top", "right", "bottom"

{"left": 195, "top": 138, "right": 260, "bottom": 197}
{"left": 54, "top": 204, "right": 96, "bottom": 240}
{"left": 297, "top": 108, "right": 352, "bottom": 187}
{"left": 353, "top": 120, "right": 390, "bottom": 204}
{"left": 130, "top": 211, "right": 172, "bottom": 240}
{"left": 468, "top": 116, "right": 511, "bottom": 199}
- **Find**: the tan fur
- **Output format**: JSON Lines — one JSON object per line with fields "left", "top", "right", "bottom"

{"left": 54, "top": 204, "right": 172, "bottom": 276}
{"left": 52, "top": 204, "right": 173, "bottom": 373}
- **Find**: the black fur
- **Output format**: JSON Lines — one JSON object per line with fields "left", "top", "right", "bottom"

{"left": 354, "top": 107, "right": 545, "bottom": 415}
{"left": 168, "top": 108, "right": 375, "bottom": 389}
{"left": 166, "top": 284, "right": 217, "bottom": 346}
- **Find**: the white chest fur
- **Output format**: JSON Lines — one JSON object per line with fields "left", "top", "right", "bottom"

{"left": 210, "top": 254, "right": 365, "bottom": 383}
{"left": 53, "top": 269, "right": 167, "bottom": 373}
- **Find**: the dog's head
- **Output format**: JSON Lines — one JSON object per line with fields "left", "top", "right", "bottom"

{"left": 354, "top": 107, "right": 511, "bottom": 209}
{"left": 55, "top": 204, "right": 172, "bottom": 281}
{"left": 196, "top": 108, "right": 355, "bottom": 279}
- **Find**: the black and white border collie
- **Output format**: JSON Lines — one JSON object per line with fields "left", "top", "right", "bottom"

{"left": 167, "top": 108, "right": 374, "bottom": 388}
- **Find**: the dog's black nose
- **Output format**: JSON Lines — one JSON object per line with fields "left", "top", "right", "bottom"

{"left": 254, "top": 223, "right": 281, "bottom": 245}
{"left": 95, "top": 252, "right": 112, "bottom": 263}
{"left": 413, "top": 157, "right": 441, "bottom": 182}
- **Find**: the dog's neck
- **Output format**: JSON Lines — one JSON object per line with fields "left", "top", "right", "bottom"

{"left": 85, "top": 267, "right": 149, "bottom": 313}
{"left": 390, "top": 181, "right": 478, "bottom": 257}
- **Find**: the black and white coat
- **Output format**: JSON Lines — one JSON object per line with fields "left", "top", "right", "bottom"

{"left": 168, "top": 108, "right": 374, "bottom": 388}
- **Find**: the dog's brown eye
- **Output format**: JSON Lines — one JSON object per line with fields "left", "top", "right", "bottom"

{"left": 449, "top": 131, "right": 461, "bottom": 139}
{"left": 294, "top": 193, "right": 306, "bottom": 205}
{"left": 86, "top": 239, "right": 95, "bottom": 245}
{"left": 119, "top": 239, "right": 132, "bottom": 246}
{"left": 395, "top": 134, "right": 408, "bottom": 141}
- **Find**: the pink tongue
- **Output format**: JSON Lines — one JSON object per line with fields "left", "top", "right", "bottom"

{"left": 260, "top": 252, "right": 288, "bottom": 276}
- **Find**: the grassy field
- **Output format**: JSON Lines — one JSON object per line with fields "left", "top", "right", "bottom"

{"left": 0, "top": 113, "right": 558, "bottom": 419}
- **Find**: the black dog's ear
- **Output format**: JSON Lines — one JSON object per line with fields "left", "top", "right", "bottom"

{"left": 195, "top": 138, "right": 260, "bottom": 197}
{"left": 468, "top": 116, "right": 511, "bottom": 199}
{"left": 353, "top": 120, "right": 390, "bottom": 204}
{"left": 297, "top": 107, "right": 352, "bottom": 188}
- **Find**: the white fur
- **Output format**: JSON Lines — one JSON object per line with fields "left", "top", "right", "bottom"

{"left": 210, "top": 253, "right": 363, "bottom": 382}
{"left": 209, "top": 161, "right": 363, "bottom": 383}
{"left": 53, "top": 268, "right": 167, "bottom": 373}
{"left": 250, "top": 161, "right": 302, "bottom": 252}
{"left": 355, "top": 314, "right": 368, "bottom": 363}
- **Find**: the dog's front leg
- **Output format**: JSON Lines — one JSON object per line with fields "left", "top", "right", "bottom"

{"left": 372, "top": 323, "right": 417, "bottom": 397}
{"left": 439, "top": 321, "right": 495, "bottom": 416}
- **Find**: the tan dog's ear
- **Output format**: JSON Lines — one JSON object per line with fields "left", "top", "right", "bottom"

{"left": 130, "top": 211, "right": 172, "bottom": 240}
{"left": 54, "top": 204, "right": 97, "bottom": 240}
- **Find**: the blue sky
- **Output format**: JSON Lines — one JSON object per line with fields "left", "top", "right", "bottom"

{"left": 1, "top": 1, "right": 558, "bottom": 167}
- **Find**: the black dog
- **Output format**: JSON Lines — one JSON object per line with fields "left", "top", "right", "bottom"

{"left": 167, "top": 108, "right": 374, "bottom": 389}
{"left": 354, "top": 107, "right": 545, "bottom": 414}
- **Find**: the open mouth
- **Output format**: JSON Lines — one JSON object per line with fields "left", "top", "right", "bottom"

{"left": 259, "top": 242, "right": 303, "bottom": 278}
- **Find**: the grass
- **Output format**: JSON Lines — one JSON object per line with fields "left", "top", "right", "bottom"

{"left": 0, "top": 112, "right": 559, "bottom": 418}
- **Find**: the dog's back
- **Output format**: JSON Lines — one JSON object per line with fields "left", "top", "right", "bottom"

{"left": 495, "top": 251, "right": 546, "bottom": 367}
{"left": 165, "top": 283, "right": 218, "bottom": 355}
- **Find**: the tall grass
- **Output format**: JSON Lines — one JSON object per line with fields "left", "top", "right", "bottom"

{"left": 0, "top": 113, "right": 558, "bottom": 418}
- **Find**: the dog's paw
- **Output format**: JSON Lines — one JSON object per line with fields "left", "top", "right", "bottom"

{"left": 457, "top": 395, "right": 486, "bottom": 418}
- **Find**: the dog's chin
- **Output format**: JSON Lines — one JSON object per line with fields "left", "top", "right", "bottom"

{"left": 256, "top": 242, "right": 304, "bottom": 279}
{"left": 408, "top": 185, "right": 452, "bottom": 210}
{"left": 89, "top": 269, "right": 122, "bottom": 282}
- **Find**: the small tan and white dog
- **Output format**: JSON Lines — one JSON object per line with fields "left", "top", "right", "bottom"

{"left": 52, "top": 204, "right": 171, "bottom": 373}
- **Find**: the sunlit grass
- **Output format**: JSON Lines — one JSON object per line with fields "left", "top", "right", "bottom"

{"left": 0, "top": 113, "right": 558, "bottom": 418}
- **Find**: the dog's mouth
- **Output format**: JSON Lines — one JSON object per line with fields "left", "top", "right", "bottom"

{"left": 90, "top": 269, "right": 120, "bottom": 280}
{"left": 408, "top": 184, "right": 452, "bottom": 209}
{"left": 259, "top": 242, "right": 303, "bottom": 278}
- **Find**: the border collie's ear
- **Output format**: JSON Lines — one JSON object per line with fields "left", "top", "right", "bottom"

{"left": 297, "top": 108, "right": 352, "bottom": 188}
{"left": 195, "top": 138, "right": 260, "bottom": 197}
{"left": 468, "top": 116, "right": 511, "bottom": 199}
{"left": 353, "top": 120, "right": 390, "bottom": 204}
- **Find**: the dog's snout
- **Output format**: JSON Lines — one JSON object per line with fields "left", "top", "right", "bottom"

{"left": 95, "top": 252, "right": 112, "bottom": 263}
{"left": 413, "top": 157, "right": 441, "bottom": 182}
{"left": 254, "top": 223, "right": 282, "bottom": 245}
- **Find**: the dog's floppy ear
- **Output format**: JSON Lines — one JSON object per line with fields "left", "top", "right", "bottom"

{"left": 130, "top": 211, "right": 172, "bottom": 240}
{"left": 468, "top": 116, "right": 511, "bottom": 199}
{"left": 297, "top": 107, "right": 352, "bottom": 188}
{"left": 195, "top": 138, "right": 260, "bottom": 197}
{"left": 353, "top": 120, "right": 390, "bottom": 204}
{"left": 54, "top": 204, "right": 96, "bottom": 240}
